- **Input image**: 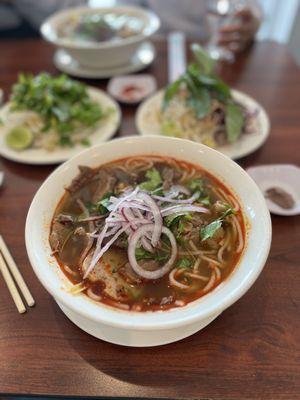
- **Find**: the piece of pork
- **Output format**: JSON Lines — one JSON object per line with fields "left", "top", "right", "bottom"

{"left": 82, "top": 250, "right": 129, "bottom": 301}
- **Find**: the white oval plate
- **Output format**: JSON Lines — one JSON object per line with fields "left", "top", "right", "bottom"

{"left": 54, "top": 42, "right": 155, "bottom": 79}
{"left": 0, "top": 87, "right": 121, "bottom": 165}
{"left": 136, "top": 89, "right": 270, "bottom": 160}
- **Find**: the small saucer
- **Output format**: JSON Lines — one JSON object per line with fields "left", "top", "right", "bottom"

{"left": 108, "top": 74, "right": 157, "bottom": 104}
{"left": 54, "top": 42, "right": 156, "bottom": 79}
{"left": 247, "top": 164, "right": 300, "bottom": 216}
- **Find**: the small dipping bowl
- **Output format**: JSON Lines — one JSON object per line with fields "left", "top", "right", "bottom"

{"left": 247, "top": 164, "right": 300, "bottom": 216}
{"left": 108, "top": 74, "right": 157, "bottom": 104}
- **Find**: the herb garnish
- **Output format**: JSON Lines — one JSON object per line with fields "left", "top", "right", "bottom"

{"left": 10, "top": 73, "right": 107, "bottom": 146}
{"left": 200, "top": 207, "right": 234, "bottom": 241}
{"left": 162, "top": 43, "right": 245, "bottom": 143}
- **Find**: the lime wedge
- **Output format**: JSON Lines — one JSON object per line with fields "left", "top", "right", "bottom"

{"left": 5, "top": 126, "right": 33, "bottom": 150}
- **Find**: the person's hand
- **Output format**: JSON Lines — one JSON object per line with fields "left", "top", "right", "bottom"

{"left": 218, "top": 7, "right": 261, "bottom": 53}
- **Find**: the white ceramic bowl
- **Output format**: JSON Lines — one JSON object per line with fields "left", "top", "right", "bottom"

{"left": 41, "top": 6, "right": 160, "bottom": 68}
{"left": 25, "top": 137, "right": 271, "bottom": 347}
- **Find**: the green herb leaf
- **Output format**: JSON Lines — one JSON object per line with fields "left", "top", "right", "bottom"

{"left": 190, "top": 43, "right": 216, "bottom": 75}
{"left": 135, "top": 247, "right": 168, "bottom": 262}
{"left": 94, "top": 192, "right": 114, "bottom": 215}
{"left": 188, "top": 178, "right": 204, "bottom": 192}
{"left": 200, "top": 207, "right": 234, "bottom": 241}
{"left": 187, "top": 63, "right": 231, "bottom": 102}
{"left": 184, "top": 74, "right": 211, "bottom": 119}
{"left": 199, "top": 196, "right": 211, "bottom": 206}
{"left": 186, "top": 88, "right": 211, "bottom": 119}
{"left": 81, "top": 138, "right": 91, "bottom": 147}
{"left": 225, "top": 102, "right": 244, "bottom": 143}
{"left": 200, "top": 219, "right": 222, "bottom": 242}
{"left": 164, "top": 213, "right": 192, "bottom": 229}
{"left": 176, "top": 257, "right": 192, "bottom": 269}
{"left": 162, "top": 78, "right": 182, "bottom": 111}
{"left": 98, "top": 198, "right": 110, "bottom": 214}
{"left": 135, "top": 247, "right": 156, "bottom": 261}
{"left": 220, "top": 207, "right": 235, "bottom": 219}
{"left": 140, "top": 168, "right": 162, "bottom": 191}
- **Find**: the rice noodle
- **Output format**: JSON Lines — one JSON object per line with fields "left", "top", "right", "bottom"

{"left": 110, "top": 301, "right": 130, "bottom": 310}
{"left": 64, "top": 265, "right": 78, "bottom": 277}
{"left": 67, "top": 282, "right": 86, "bottom": 294}
{"left": 185, "top": 272, "right": 209, "bottom": 281}
{"left": 189, "top": 240, "right": 198, "bottom": 252}
{"left": 132, "top": 304, "right": 142, "bottom": 311}
{"left": 229, "top": 195, "right": 240, "bottom": 212}
{"left": 214, "top": 187, "right": 231, "bottom": 202}
{"left": 169, "top": 268, "right": 189, "bottom": 290}
{"left": 210, "top": 265, "right": 221, "bottom": 280}
{"left": 175, "top": 300, "right": 185, "bottom": 306}
{"left": 192, "top": 257, "right": 201, "bottom": 272}
{"left": 231, "top": 215, "right": 244, "bottom": 253}
{"left": 201, "top": 254, "right": 223, "bottom": 267}
{"left": 203, "top": 271, "right": 216, "bottom": 293}
{"left": 87, "top": 288, "right": 102, "bottom": 302}
{"left": 217, "top": 231, "right": 231, "bottom": 264}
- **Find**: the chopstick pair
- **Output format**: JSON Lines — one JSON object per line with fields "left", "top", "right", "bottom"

{"left": 0, "top": 235, "right": 35, "bottom": 313}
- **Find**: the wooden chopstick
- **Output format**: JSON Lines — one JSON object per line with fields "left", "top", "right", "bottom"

{"left": 0, "top": 252, "right": 26, "bottom": 313}
{"left": 0, "top": 235, "right": 35, "bottom": 307}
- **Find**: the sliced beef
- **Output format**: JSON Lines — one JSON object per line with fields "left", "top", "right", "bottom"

{"left": 162, "top": 167, "right": 175, "bottom": 191}
{"left": 49, "top": 220, "right": 71, "bottom": 253}
{"left": 91, "top": 171, "right": 116, "bottom": 203}
{"left": 66, "top": 166, "right": 96, "bottom": 194}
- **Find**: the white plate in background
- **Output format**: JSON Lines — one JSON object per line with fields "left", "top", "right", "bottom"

{"left": 54, "top": 42, "right": 156, "bottom": 79}
{"left": 0, "top": 87, "right": 121, "bottom": 165}
{"left": 136, "top": 89, "right": 270, "bottom": 160}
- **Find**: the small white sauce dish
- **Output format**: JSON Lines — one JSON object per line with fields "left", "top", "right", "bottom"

{"left": 41, "top": 5, "right": 160, "bottom": 69}
{"left": 25, "top": 137, "right": 271, "bottom": 347}
{"left": 247, "top": 164, "right": 300, "bottom": 216}
{"left": 108, "top": 74, "right": 157, "bottom": 104}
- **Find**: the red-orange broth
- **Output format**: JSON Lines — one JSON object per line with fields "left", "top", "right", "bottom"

{"left": 50, "top": 156, "right": 245, "bottom": 311}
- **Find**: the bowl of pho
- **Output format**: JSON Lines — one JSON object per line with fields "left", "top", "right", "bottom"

{"left": 26, "top": 136, "right": 271, "bottom": 346}
{"left": 41, "top": 5, "right": 160, "bottom": 68}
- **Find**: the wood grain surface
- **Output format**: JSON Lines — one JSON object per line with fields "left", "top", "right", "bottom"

{"left": 0, "top": 38, "right": 299, "bottom": 400}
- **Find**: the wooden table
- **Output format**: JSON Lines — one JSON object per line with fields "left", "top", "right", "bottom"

{"left": 0, "top": 39, "right": 299, "bottom": 400}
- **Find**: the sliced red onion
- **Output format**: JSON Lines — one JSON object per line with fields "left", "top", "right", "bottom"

{"left": 152, "top": 191, "right": 200, "bottom": 204}
{"left": 84, "top": 223, "right": 130, "bottom": 278}
{"left": 78, "top": 215, "right": 105, "bottom": 222}
{"left": 161, "top": 204, "right": 209, "bottom": 217}
{"left": 108, "top": 201, "right": 150, "bottom": 213}
{"left": 137, "top": 192, "right": 162, "bottom": 246}
{"left": 104, "top": 224, "right": 123, "bottom": 237}
{"left": 110, "top": 186, "right": 139, "bottom": 214}
{"left": 89, "top": 222, "right": 109, "bottom": 270}
{"left": 170, "top": 185, "right": 191, "bottom": 196}
{"left": 128, "top": 224, "right": 177, "bottom": 280}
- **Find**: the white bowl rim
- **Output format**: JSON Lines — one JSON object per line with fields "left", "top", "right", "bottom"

{"left": 40, "top": 5, "right": 160, "bottom": 50}
{"left": 25, "top": 136, "right": 272, "bottom": 331}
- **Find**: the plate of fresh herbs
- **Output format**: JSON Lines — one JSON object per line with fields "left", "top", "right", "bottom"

{"left": 136, "top": 44, "right": 270, "bottom": 160}
{"left": 0, "top": 73, "right": 121, "bottom": 164}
